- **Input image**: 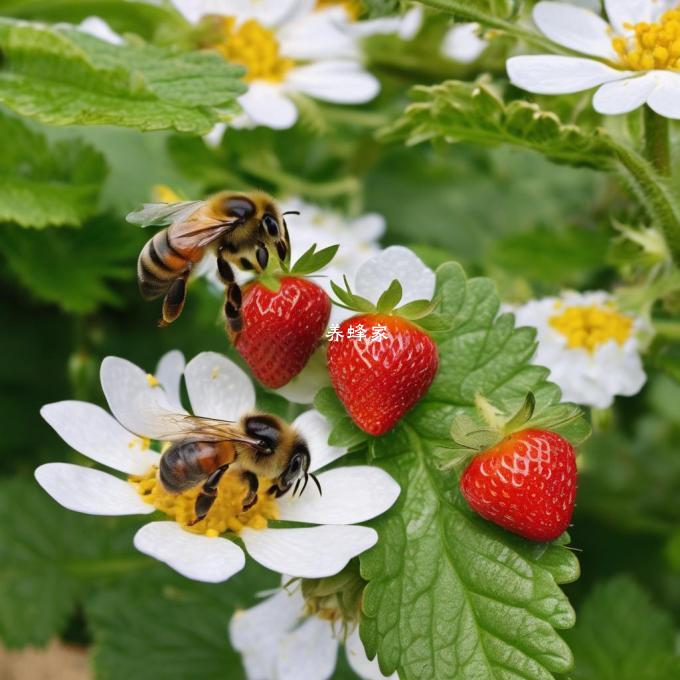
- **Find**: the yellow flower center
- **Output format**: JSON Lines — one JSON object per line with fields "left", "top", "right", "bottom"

{"left": 130, "top": 466, "right": 279, "bottom": 537}
{"left": 208, "top": 16, "right": 294, "bottom": 83}
{"left": 315, "top": 0, "right": 362, "bottom": 20}
{"left": 549, "top": 304, "right": 633, "bottom": 352}
{"left": 612, "top": 8, "right": 680, "bottom": 70}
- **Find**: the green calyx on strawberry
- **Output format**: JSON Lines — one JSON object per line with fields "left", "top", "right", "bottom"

{"left": 231, "top": 243, "right": 338, "bottom": 389}
{"left": 453, "top": 393, "right": 578, "bottom": 543}
{"left": 326, "top": 276, "right": 441, "bottom": 437}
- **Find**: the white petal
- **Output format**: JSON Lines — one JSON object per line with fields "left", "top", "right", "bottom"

{"left": 184, "top": 352, "right": 255, "bottom": 421}
{"left": 78, "top": 17, "right": 123, "bottom": 44}
{"left": 155, "top": 350, "right": 186, "bottom": 411}
{"left": 354, "top": 245, "right": 435, "bottom": 305}
{"left": 507, "top": 55, "right": 630, "bottom": 94}
{"left": 398, "top": 7, "right": 423, "bottom": 40}
{"left": 279, "top": 9, "right": 358, "bottom": 60}
{"left": 277, "top": 617, "right": 338, "bottom": 680}
{"left": 238, "top": 84, "right": 298, "bottom": 129}
{"left": 170, "top": 0, "right": 300, "bottom": 26}
{"left": 345, "top": 627, "right": 397, "bottom": 680}
{"left": 275, "top": 347, "right": 330, "bottom": 405}
{"left": 134, "top": 521, "right": 245, "bottom": 582}
{"left": 231, "top": 0, "right": 302, "bottom": 27}
{"left": 533, "top": 2, "right": 616, "bottom": 59}
{"left": 292, "top": 409, "right": 347, "bottom": 473}
{"left": 604, "top": 0, "right": 653, "bottom": 34}
{"left": 230, "top": 588, "right": 304, "bottom": 679}
{"left": 441, "top": 23, "right": 487, "bottom": 63}
{"left": 276, "top": 467, "right": 400, "bottom": 525}
{"left": 241, "top": 525, "right": 377, "bottom": 578}
{"left": 203, "top": 122, "right": 227, "bottom": 148}
{"left": 646, "top": 71, "right": 680, "bottom": 119}
{"left": 287, "top": 61, "right": 380, "bottom": 104}
{"left": 35, "top": 463, "right": 154, "bottom": 515}
{"left": 593, "top": 74, "right": 657, "bottom": 114}
{"left": 40, "top": 401, "right": 160, "bottom": 474}
{"left": 100, "top": 356, "right": 189, "bottom": 440}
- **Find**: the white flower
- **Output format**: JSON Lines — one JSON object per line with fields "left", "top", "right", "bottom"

{"left": 507, "top": 0, "right": 680, "bottom": 118}
{"left": 511, "top": 291, "right": 647, "bottom": 409}
{"left": 278, "top": 245, "right": 436, "bottom": 405}
{"left": 170, "top": 0, "right": 379, "bottom": 132}
{"left": 230, "top": 582, "right": 395, "bottom": 680}
{"left": 441, "top": 23, "right": 488, "bottom": 63}
{"left": 35, "top": 351, "right": 400, "bottom": 583}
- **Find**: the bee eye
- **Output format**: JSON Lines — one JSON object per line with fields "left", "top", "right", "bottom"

{"left": 225, "top": 197, "right": 255, "bottom": 220}
{"left": 245, "top": 416, "right": 280, "bottom": 453}
{"left": 262, "top": 214, "right": 279, "bottom": 237}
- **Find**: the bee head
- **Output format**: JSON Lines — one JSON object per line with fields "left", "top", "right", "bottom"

{"left": 213, "top": 191, "right": 292, "bottom": 272}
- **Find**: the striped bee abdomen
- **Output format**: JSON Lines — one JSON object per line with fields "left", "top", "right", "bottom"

{"left": 137, "top": 229, "right": 189, "bottom": 300}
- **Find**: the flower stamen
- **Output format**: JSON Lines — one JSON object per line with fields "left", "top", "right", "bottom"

{"left": 130, "top": 467, "right": 279, "bottom": 535}
{"left": 549, "top": 304, "right": 633, "bottom": 352}
{"left": 613, "top": 9, "right": 680, "bottom": 70}
{"left": 205, "top": 16, "right": 294, "bottom": 82}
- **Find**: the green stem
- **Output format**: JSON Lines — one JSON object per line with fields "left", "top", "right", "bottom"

{"left": 416, "top": 0, "right": 577, "bottom": 54}
{"left": 610, "top": 141, "right": 680, "bottom": 266}
{"left": 644, "top": 105, "right": 671, "bottom": 176}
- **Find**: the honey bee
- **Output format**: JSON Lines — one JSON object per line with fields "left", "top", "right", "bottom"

{"left": 157, "top": 412, "right": 321, "bottom": 525}
{"left": 128, "top": 191, "right": 298, "bottom": 332}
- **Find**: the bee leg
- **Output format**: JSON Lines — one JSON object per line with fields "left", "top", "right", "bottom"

{"left": 160, "top": 269, "right": 190, "bottom": 327}
{"left": 187, "top": 465, "right": 229, "bottom": 526}
{"left": 255, "top": 241, "right": 269, "bottom": 271}
{"left": 217, "top": 251, "right": 244, "bottom": 335}
{"left": 241, "top": 471, "right": 259, "bottom": 512}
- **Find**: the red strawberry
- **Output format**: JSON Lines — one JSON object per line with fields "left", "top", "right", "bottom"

{"left": 460, "top": 429, "right": 577, "bottom": 542}
{"left": 327, "top": 313, "right": 438, "bottom": 436}
{"left": 235, "top": 276, "right": 331, "bottom": 388}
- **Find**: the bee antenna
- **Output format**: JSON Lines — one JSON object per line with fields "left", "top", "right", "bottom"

{"left": 310, "top": 473, "right": 322, "bottom": 496}
{"left": 292, "top": 477, "right": 302, "bottom": 497}
{"left": 300, "top": 473, "right": 310, "bottom": 497}
{"left": 282, "top": 210, "right": 300, "bottom": 217}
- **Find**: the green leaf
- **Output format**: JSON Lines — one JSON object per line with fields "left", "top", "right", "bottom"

{"left": 0, "top": 19, "right": 245, "bottom": 133}
{"left": 0, "top": 478, "right": 150, "bottom": 648}
{"left": 376, "top": 279, "right": 403, "bottom": 313}
{"left": 0, "top": 110, "right": 107, "bottom": 227}
{"left": 0, "top": 214, "right": 143, "bottom": 312}
{"left": 319, "top": 261, "right": 588, "bottom": 679}
{"left": 291, "top": 243, "right": 340, "bottom": 276}
{"left": 382, "top": 80, "right": 615, "bottom": 170}
{"left": 563, "top": 576, "right": 680, "bottom": 679}
{"left": 382, "top": 79, "right": 680, "bottom": 266}
{"left": 0, "top": 0, "right": 185, "bottom": 42}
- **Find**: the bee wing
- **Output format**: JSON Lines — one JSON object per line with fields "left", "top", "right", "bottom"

{"left": 126, "top": 201, "right": 204, "bottom": 228}
{"left": 154, "top": 415, "right": 263, "bottom": 448}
